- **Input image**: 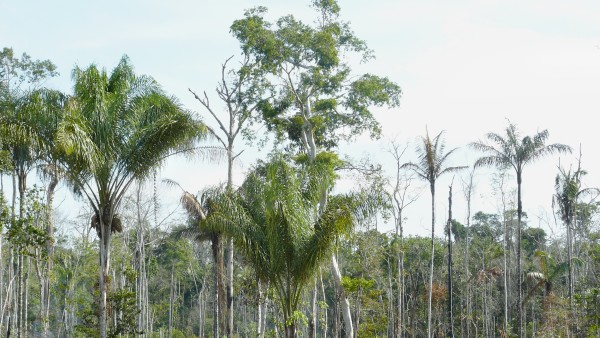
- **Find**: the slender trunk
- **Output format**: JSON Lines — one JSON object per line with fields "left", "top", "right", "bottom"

{"left": 199, "top": 287, "right": 205, "bottom": 338}
{"left": 396, "top": 209, "right": 404, "bottom": 338}
{"left": 502, "top": 196, "right": 509, "bottom": 336}
{"left": 427, "top": 185, "right": 435, "bottom": 338}
{"left": 516, "top": 173, "right": 523, "bottom": 338}
{"left": 566, "top": 216, "right": 573, "bottom": 312}
{"left": 446, "top": 184, "right": 454, "bottom": 337}
{"left": 211, "top": 234, "right": 225, "bottom": 338}
{"left": 463, "top": 171, "right": 474, "bottom": 338}
{"left": 331, "top": 255, "right": 353, "bottom": 337}
{"left": 354, "top": 286, "right": 361, "bottom": 338}
{"left": 136, "top": 183, "right": 147, "bottom": 338}
{"left": 169, "top": 267, "right": 174, "bottom": 338}
{"left": 320, "top": 268, "right": 328, "bottom": 337}
{"left": 16, "top": 250, "right": 22, "bottom": 338}
{"left": 262, "top": 293, "right": 268, "bottom": 338}
{"left": 226, "top": 141, "right": 235, "bottom": 338}
{"left": 226, "top": 239, "right": 233, "bottom": 337}
{"left": 99, "top": 221, "right": 112, "bottom": 338}
{"left": 309, "top": 282, "right": 317, "bottom": 338}
{"left": 387, "top": 264, "right": 394, "bottom": 337}
{"left": 568, "top": 201, "right": 577, "bottom": 335}
{"left": 41, "top": 174, "right": 58, "bottom": 337}
{"left": 16, "top": 172, "right": 25, "bottom": 338}
{"left": 0, "top": 176, "right": 3, "bottom": 335}
{"left": 257, "top": 280, "right": 265, "bottom": 338}
{"left": 0, "top": 220, "right": 2, "bottom": 336}
{"left": 23, "top": 257, "right": 30, "bottom": 338}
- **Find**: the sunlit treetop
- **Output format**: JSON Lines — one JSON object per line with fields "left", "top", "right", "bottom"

{"left": 230, "top": 0, "right": 401, "bottom": 155}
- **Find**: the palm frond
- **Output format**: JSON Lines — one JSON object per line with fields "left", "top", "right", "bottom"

{"left": 171, "top": 224, "right": 212, "bottom": 243}
{"left": 181, "top": 191, "right": 206, "bottom": 221}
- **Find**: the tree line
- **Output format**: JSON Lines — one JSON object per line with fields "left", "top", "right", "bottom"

{"left": 1, "top": 1, "right": 599, "bottom": 337}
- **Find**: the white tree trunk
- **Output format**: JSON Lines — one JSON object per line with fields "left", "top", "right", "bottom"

{"left": 99, "top": 222, "right": 112, "bottom": 338}
{"left": 331, "top": 255, "right": 353, "bottom": 337}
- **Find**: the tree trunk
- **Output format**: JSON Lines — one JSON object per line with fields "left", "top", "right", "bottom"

{"left": 226, "top": 238, "right": 234, "bottom": 338}
{"left": 309, "top": 282, "right": 317, "bottom": 338}
{"left": 331, "top": 255, "right": 353, "bottom": 337}
{"left": 169, "top": 267, "right": 174, "bottom": 338}
{"left": 354, "top": 286, "right": 361, "bottom": 338}
{"left": 23, "top": 256, "right": 29, "bottom": 338}
{"left": 211, "top": 234, "right": 225, "bottom": 338}
{"left": 41, "top": 174, "right": 58, "bottom": 337}
{"left": 99, "top": 221, "right": 112, "bottom": 338}
{"left": 396, "top": 208, "right": 404, "bottom": 338}
{"left": 516, "top": 173, "right": 523, "bottom": 338}
{"left": 320, "top": 268, "right": 328, "bottom": 337}
{"left": 257, "top": 280, "right": 265, "bottom": 338}
{"left": 427, "top": 185, "right": 435, "bottom": 338}
{"left": 284, "top": 323, "right": 297, "bottom": 338}
{"left": 446, "top": 184, "right": 454, "bottom": 337}
{"left": 226, "top": 141, "right": 235, "bottom": 338}
{"left": 566, "top": 214, "right": 574, "bottom": 314}
{"left": 502, "top": 192, "right": 509, "bottom": 336}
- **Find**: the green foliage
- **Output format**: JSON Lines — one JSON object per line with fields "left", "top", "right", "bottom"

{"left": 202, "top": 157, "right": 376, "bottom": 331}
{"left": 341, "top": 276, "right": 375, "bottom": 293}
{"left": 58, "top": 55, "right": 206, "bottom": 235}
{"left": 522, "top": 227, "right": 547, "bottom": 257}
{"left": 0, "top": 47, "right": 58, "bottom": 95}
{"left": 231, "top": 1, "right": 401, "bottom": 153}
{"left": 576, "top": 288, "right": 600, "bottom": 336}
{"left": 5, "top": 186, "right": 50, "bottom": 256}
{"left": 450, "top": 219, "right": 465, "bottom": 242}
{"left": 74, "top": 264, "right": 141, "bottom": 338}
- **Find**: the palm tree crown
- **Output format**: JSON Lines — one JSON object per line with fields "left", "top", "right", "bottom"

{"left": 57, "top": 55, "right": 206, "bottom": 338}
{"left": 58, "top": 55, "right": 205, "bottom": 230}
{"left": 471, "top": 123, "right": 571, "bottom": 178}
{"left": 470, "top": 122, "right": 571, "bottom": 338}
{"left": 402, "top": 129, "right": 466, "bottom": 192}
{"left": 200, "top": 157, "right": 375, "bottom": 338}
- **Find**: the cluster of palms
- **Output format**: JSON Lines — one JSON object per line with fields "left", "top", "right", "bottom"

{"left": 1, "top": 55, "right": 205, "bottom": 337}
{"left": 405, "top": 126, "right": 571, "bottom": 337}
{"left": 0, "top": 2, "right": 585, "bottom": 334}
{"left": 2, "top": 53, "right": 381, "bottom": 337}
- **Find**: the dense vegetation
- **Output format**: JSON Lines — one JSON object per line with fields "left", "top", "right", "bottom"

{"left": 1, "top": 1, "right": 599, "bottom": 337}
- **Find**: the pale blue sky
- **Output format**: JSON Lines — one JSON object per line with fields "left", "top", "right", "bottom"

{"left": 2, "top": 0, "right": 599, "bottom": 236}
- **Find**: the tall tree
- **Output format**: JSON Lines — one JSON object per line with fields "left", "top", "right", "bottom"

{"left": 230, "top": 2, "right": 401, "bottom": 335}
{"left": 471, "top": 122, "right": 571, "bottom": 337}
{"left": 459, "top": 167, "right": 476, "bottom": 337}
{"left": 0, "top": 48, "right": 60, "bottom": 337}
{"left": 402, "top": 129, "right": 466, "bottom": 338}
{"left": 553, "top": 154, "right": 598, "bottom": 320}
{"left": 385, "top": 140, "right": 420, "bottom": 337}
{"left": 57, "top": 56, "right": 205, "bottom": 338}
{"left": 23, "top": 89, "right": 66, "bottom": 338}
{"left": 189, "top": 53, "right": 266, "bottom": 337}
{"left": 446, "top": 182, "right": 455, "bottom": 337}
{"left": 171, "top": 185, "right": 227, "bottom": 338}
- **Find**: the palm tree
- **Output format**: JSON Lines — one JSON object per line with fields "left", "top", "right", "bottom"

{"left": 171, "top": 185, "right": 226, "bottom": 338}
{"left": 21, "top": 89, "right": 66, "bottom": 337}
{"left": 402, "top": 129, "right": 466, "bottom": 338}
{"left": 553, "top": 158, "right": 599, "bottom": 315}
{"left": 202, "top": 157, "right": 376, "bottom": 338}
{"left": 471, "top": 122, "right": 571, "bottom": 337}
{"left": 524, "top": 251, "right": 569, "bottom": 332}
{"left": 0, "top": 87, "right": 65, "bottom": 336}
{"left": 57, "top": 56, "right": 205, "bottom": 338}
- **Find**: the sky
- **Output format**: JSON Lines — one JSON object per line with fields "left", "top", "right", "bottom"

{"left": 1, "top": 0, "right": 600, "bottom": 238}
